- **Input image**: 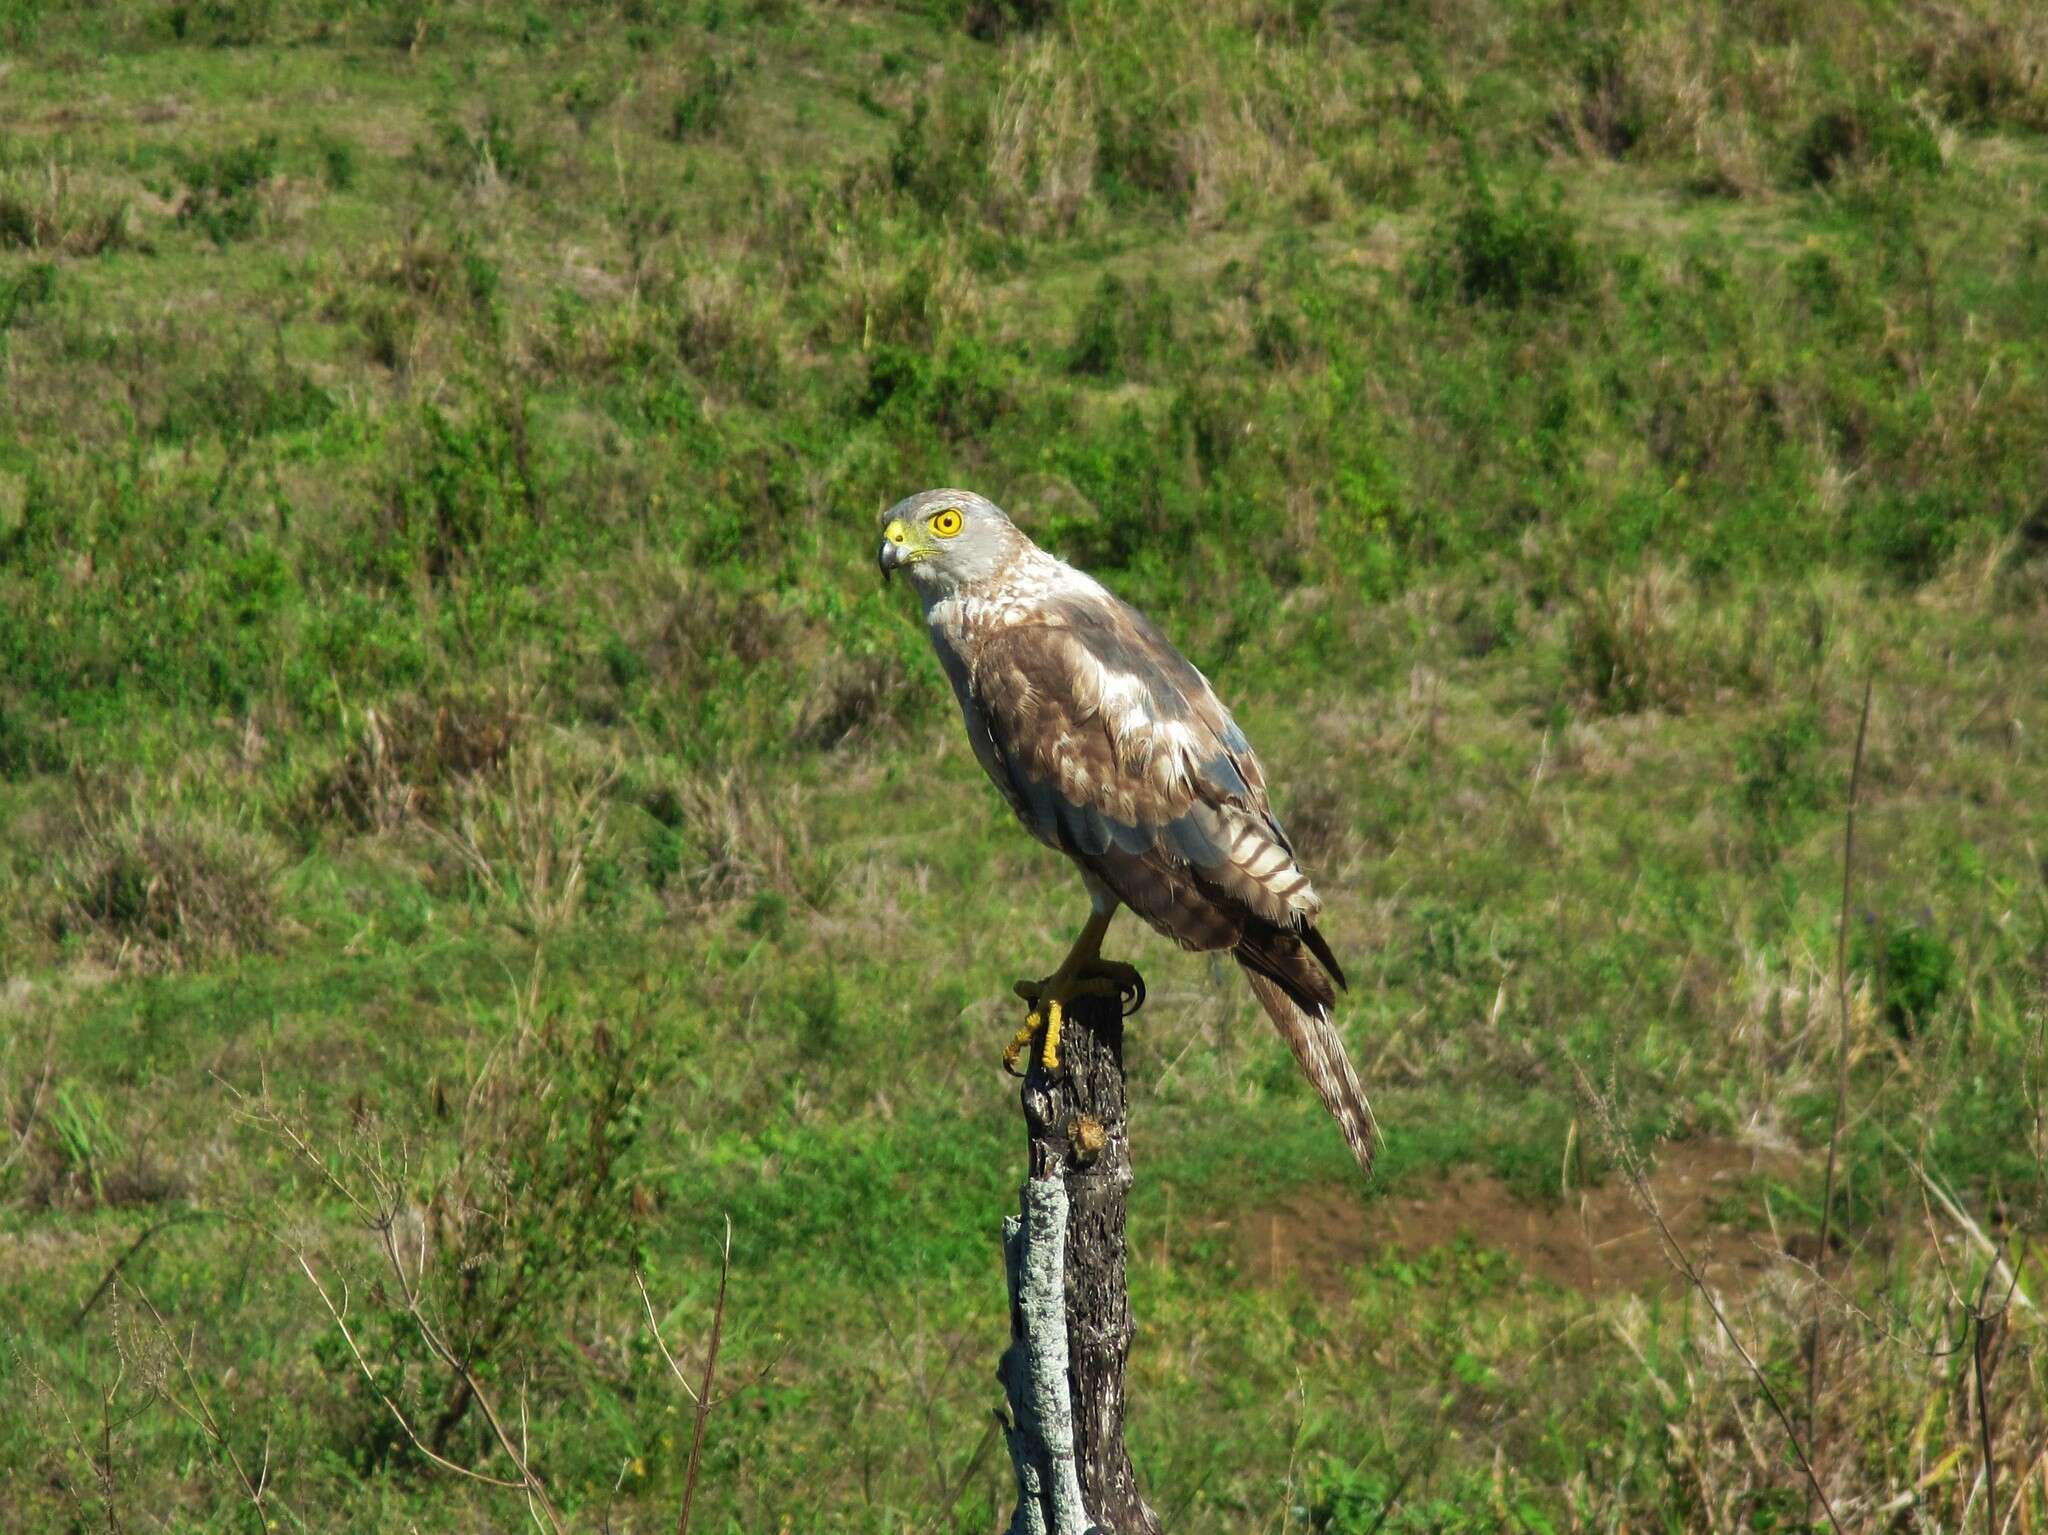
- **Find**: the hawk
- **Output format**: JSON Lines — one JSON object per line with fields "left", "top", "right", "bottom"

{"left": 879, "top": 488, "right": 1377, "bottom": 1175}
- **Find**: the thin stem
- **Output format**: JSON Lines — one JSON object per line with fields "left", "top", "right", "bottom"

{"left": 128, "top": 1281, "right": 274, "bottom": 1534}
{"left": 1809, "top": 673, "right": 1873, "bottom": 1458}
{"left": 1975, "top": 1271, "right": 1997, "bottom": 1535}
{"left": 1574, "top": 1064, "right": 1847, "bottom": 1535}
{"left": 677, "top": 1216, "right": 731, "bottom": 1535}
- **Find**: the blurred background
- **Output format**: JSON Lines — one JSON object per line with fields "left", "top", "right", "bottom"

{"left": 1, "top": 0, "right": 2045, "bottom": 1527}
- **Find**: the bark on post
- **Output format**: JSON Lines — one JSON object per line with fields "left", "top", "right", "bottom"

{"left": 999, "top": 982, "right": 1161, "bottom": 1535}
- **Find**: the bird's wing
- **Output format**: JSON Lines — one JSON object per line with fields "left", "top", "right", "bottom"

{"left": 966, "top": 597, "right": 1332, "bottom": 959}
{"left": 967, "top": 592, "right": 1372, "bottom": 1176}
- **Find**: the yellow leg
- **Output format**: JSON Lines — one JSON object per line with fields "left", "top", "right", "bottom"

{"left": 1009, "top": 908, "right": 1119, "bottom": 1072}
{"left": 1040, "top": 1000, "right": 1065, "bottom": 1069}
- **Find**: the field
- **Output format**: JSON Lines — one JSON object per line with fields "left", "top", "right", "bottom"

{"left": 3, "top": 0, "right": 2047, "bottom": 1528}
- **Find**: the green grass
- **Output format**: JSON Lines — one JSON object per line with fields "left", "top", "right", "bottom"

{"left": 3, "top": 0, "right": 2047, "bottom": 1528}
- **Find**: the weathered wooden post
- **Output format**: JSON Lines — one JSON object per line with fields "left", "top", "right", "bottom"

{"left": 998, "top": 979, "right": 1161, "bottom": 1535}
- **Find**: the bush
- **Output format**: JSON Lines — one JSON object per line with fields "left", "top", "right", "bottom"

{"left": 57, "top": 811, "right": 281, "bottom": 969}
{"left": 889, "top": 93, "right": 989, "bottom": 214}
{"left": 1854, "top": 917, "right": 1958, "bottom": 1039}
{"left": 291, "top": 1010, "right": 662, "bottom": 1472}
{"left": 0, "top": 167, "right": 136, "bottom": 255}
{"left": 1854, "top": 491, "right": 1965, "bottom": 584}
{"left": 423, "top": 106, "right": 543, "bottom": 189}
{"left": 954, "top": 0, "right": 1057, "bottom": 42}
{"left": 1564, "top": 567, "right": 1696, "bottom": 715}
{"left": 1908, "top": 22, "right": 2048, "bottom": 133}
{"left": 153, "top": 349, "right": 334, "bottom": 446}
{"left": 1792, "top": 95, "right": 1942, "bottom": 187}
{"left": 668, "top": 55, "right": 736, "bottom": 141}
{"left": 178, "top": 136, "right": 279, "bottom": 244}
{"left": 1734, "top": 706, "right": 1826, "bottom": 861}
{"left": 314, "top": 130, "right": 358, "bottom": 190}
{"left": 0, "top": 260, "right": 54, "bottom": 332}
{"left": 1421, "top": 180, "right": 1589, "bottom": 309}
{"left": 313, "top": 691, "right": 524, "bottom": 833}
{"left": 1065, "top": 272, "right": 1173, "bottom": 380}
{"left": 166, "top": 0, "right": 275, "bottom": 45}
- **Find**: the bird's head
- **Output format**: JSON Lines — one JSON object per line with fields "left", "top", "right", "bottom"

{"left": 878, "top": 488, "right": 1024, "bottom": 598}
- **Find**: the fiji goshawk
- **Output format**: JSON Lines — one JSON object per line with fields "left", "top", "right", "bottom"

{"left": 879, "top": 488, "right": 1376, "bottom": 1176}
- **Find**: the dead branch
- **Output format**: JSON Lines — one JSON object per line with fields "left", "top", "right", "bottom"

{"left": 1574, "top": 1062, "right": 1847, "bottom": 1535}
{"left": 1810, "top": 673, "right": 1872, "bottom": 1454}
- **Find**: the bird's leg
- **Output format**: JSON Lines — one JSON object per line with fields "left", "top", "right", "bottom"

{"left": 1007, "top": 907, "right": 1136, "bottom": 1072}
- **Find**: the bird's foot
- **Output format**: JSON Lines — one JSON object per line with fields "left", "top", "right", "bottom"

{"left": 1004, "top": 961, "right": 1145, "bottom": 1074}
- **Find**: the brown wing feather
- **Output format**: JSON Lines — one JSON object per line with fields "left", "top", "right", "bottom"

{"left": 967, "top": 620, "right": 1327, "bottom": 939}
{"left": 964, "top": 606, "right": 1371, "bottom": 1174}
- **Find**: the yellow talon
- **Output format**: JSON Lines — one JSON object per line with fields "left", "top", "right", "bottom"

{"left": 1005, "top": 1012, "right": 1043, "bottom": 1074}
{"left": 1040, "top": 1000, "right": 1064, "bottom": 1069}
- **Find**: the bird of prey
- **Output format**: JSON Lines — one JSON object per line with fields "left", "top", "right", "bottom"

{"left": 879, "top": 488, "right": 1376, "bottom": 1175}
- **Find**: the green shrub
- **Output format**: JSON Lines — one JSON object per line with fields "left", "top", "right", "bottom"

{"left": 1908, "top": 24, "right": 2048, "bottom": 132}
{"left": 1306, "top": 1455, "right": 1539, "bottom": 1532}
{"left": 177, "top": 135, "right": 278, "bottom": 244}
{"left": 372, "top": 382, "right": 548, "bottom": 586}
{"left": 314, "top": 130, "right": 358, "bottom": 190}
{"left": 166, "top": 0, "right": 275, "bottom": 45}
{"left": 56, "top": 811, "right": 281, "bottom": 969}
{"left": 1854, "top": 491, "right": 1965, "bottom": 584}
{"left": 300, "top": 1012, "right": 661, "bottom": 1472}
{"left": 889, "top": 93, "right": 990, "bottom": 213}
{"left": 0, "top": 260, "right": 54, "bottom": 332}
{"left": 425, "top": 106, "right": 542, "bottom": 187}
{"left": 154, "top": 349, "right": 334, "bottom": 445}
{"left": 1792, "top": 95, "right": 1942, "bottom": 187}
{"left": 1734, "top": 705, "right": 1826, "bottom": 861}
{"left": 1854, "top": 917, "right": 1958, "bottom": 1038}
{"left": 668, "top": 56, "right": 736, "bottom": 141}
{"left": 859, "top": 335, "right": 1013, "bottom": 437}
{"left": 952, "top": 0, "right": 1057, "bottom": 42}
{"left": 1564, "top": 568, "right": 1695, "bottom": 715}
{"left": 1421, "top": 180, "right": 1589, "bottom": 309}
{"left": 1065, "top": 272, "right": 1173, "bottom": 380}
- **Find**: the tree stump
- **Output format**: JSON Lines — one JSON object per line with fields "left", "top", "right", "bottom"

{"left": 998, "top": 982, "right": 1161, "bottom": 1535}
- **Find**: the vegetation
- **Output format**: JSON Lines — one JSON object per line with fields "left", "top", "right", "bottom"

{"left": 2, "top": 0, "right": 2045, "bottom": 1527}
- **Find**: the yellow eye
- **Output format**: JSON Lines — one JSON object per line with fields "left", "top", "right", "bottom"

{"left": 930, "top": 508, "right": 964, "bottom": 538}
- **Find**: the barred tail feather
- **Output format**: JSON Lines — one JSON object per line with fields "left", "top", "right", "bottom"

{"left": 1239, "top": 965, "right": 1378, "bottom": 1178}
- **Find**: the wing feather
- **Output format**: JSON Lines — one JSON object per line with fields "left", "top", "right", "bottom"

{"left": 947, "top": 566, "right": 1366, "bottom": 1173}
{"left": 964, "top": 597, "right": 1330, "bottom": 952}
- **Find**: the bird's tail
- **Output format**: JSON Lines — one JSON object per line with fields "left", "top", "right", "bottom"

{"left": 1238, "top": 961, "right": 1378, "bottom": 1179}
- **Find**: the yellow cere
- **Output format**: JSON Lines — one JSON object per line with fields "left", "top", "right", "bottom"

{"left": 930, "top": 507, "right": 964, "bottom": 538}
{"left": 883, "top": 518, "right": 909, "bottom": 544}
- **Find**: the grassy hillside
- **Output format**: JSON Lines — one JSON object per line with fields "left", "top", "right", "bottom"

{"left": 2, "top": 0, "right": 2046, "bottom": 1528}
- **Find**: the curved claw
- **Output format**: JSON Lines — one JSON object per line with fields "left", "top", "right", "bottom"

{"left": 1003, "top": 1011, "right": 1042, "bottom": 1076}
{"left": 1007, "top": 960, "right": 1144, "bottom": 1073}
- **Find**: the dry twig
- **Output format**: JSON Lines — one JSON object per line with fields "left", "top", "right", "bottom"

{"left": 1573, "top": 1063, "right": 1847, "bottom": 1535}
{"left": 233, "top": 1083, "right": 568, "bottom": 1534}
{"left": 1809, "top": 674, "right": 1873, "bottom": 1474}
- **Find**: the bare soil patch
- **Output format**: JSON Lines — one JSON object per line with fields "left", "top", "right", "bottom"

{"left": 1236, "top": 1138, "right": 1806, "bottom": 1301}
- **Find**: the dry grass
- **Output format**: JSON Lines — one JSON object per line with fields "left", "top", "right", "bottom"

{"left": 984, "top": 39, "right": 1098, "bottom": 236}
{"left": 655, "top": 768, "right": 825, "bottom": 915}
{"left": 431, "top": 736, "right": 618, "bottom": 935}
{"left": 313, "top": 692, "right": 524, "bottom": 834}
{"left": 1564, "top": 564, "right": 1703, "bottom": 715}
{"left": 0, "top": 159, "right": 141, "bottom": 256}
{"left": 55, "top": 795, "right": 281, "bottom": 971}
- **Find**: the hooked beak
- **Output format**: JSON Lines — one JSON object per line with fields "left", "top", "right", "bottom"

{"left": 878, "top": 518, "right": 912, "bottom": 583}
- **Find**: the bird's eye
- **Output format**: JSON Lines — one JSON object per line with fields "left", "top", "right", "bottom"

{"left": 930, "top": 508, "right": 964, "bottom": 538}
